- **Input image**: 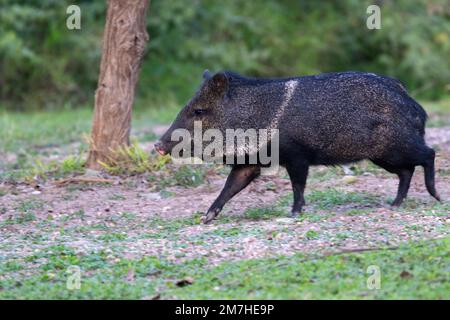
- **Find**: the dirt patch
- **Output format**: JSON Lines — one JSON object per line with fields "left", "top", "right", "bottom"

{"left": 426, "top": 126, "right": 450, "bottom": 151}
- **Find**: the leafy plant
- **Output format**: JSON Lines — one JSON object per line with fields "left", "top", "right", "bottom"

{"left": 1, "top": 0, "right": 449, "bottom": 110}
{"left": 99, "top": 141, "right": 171, "bottom": 175}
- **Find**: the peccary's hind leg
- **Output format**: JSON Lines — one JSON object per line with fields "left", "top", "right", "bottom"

{"left": 422, "top": 148, "right": 441, "bottom": 202}
{"left": 286, "top": 161, "right": 309, "bottom": 217}
{"left": 372, "top": 160, "right": 414, "bottom": 206}
{"left": 202, "top": 165, "right": 261, "bottom": 224}
{"left": 391, "top": 167, "right": 415, "bottom": 206}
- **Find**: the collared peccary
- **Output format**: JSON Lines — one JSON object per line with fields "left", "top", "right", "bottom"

{"left": 155, "top": 70, "right": 440, "bottom": 224}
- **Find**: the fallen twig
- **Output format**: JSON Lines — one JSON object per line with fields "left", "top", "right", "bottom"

{"left": 323, "top": 246, "right": 400, "bottom": 256}
{"left": 53, "top": 176, "right": 115, "bottom": 186}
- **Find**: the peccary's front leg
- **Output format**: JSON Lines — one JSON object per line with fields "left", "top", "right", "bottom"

{"left": 202, "top": 165, "right": 261, "bottom": 224}
{"left": 286, "top": 162, "right": 309, "bottom": 217}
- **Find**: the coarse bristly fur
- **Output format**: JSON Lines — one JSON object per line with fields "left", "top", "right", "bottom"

{"left": 155, "top": 70, "right": 441, "bottom": 224}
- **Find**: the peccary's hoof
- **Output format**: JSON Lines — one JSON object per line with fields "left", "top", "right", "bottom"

{"left": 390, "top": 200, "right": 403, "bottom": 207}
{"left": 201, "top": 210, "right": 218, "bottom": 224}
{"left": 290, "top": 211, "right": 300, "bottom": 218}
{"left": 434, "top": 193, "right": 441, "bottom": 202}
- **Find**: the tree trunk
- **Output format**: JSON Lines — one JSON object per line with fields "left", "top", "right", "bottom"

{"left": 87, "top": 0, "right": 150, "bottom": 169}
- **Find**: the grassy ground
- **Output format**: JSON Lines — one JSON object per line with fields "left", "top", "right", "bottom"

{"left": 0, "top": 238, "right": 448, "bottom": 299}
{"left": 0, "top": 98, "right": 449, "bottom": 299}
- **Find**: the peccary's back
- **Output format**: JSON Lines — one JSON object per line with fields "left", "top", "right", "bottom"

{"left": 272, "top": 72, "right": 428, "bottom": 163}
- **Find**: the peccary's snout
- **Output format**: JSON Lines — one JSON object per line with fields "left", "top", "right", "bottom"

{"left": 154, "top": 141, "right": 168, "bottom": 156}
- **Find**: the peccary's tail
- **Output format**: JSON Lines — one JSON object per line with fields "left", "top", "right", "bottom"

{"left": 422, "top": 148, "right": 441, "bottom": 202}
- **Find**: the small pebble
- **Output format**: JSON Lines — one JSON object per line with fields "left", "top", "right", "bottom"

{"left": 342, "top": 175, "right": 357, "bottom": 184}
{"left": 275, "top": 218, "right": 295, "bottom": 224}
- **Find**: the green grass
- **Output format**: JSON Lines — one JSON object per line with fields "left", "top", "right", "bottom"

{"left": 0, "top": 105, "right": 179, "bottom": 152}
{"left": 277, "top": 188, "right": 379, "bottom": 209}
{"left": 145, "top": 164, "right": 212, "bottom": 189}
{"left": 0, "top": 106, "right": 175, "bottom": 163}
{"left": 306, "top": 188, "right": 380, "bottom": 210}
{"left": 422, "top": 98, "right": 450, "bottom": 127}
{"left": 208, "top": 188, "right": 382, "bottom": 224}
{"left": 243, "top": 206, "right": 287, "bottom": 220}
{"left": 345, "top": 208, "right": 373, "bottom": 216}
{"left": 398, "top": 200, "right": 450, "bottom": 217}
{"left": 0, "top": 105, "right": 201, "bottom": 184}
{"left": 98, "top": 141, "right": 171, "bottom": 175}
{"left": 0, "top": 108, "right": 91, "bottom": 153}
{"left": 308, "top": 166, "right": 342, "bottom": 183}
{"left": 0, "top": 238, "right": 447, "bottom": 299}
{"left": 1, "top": 199, "right": 44, "bottom": 225}
{"left": 422, "top": 98, "right": 450, "bottom": 115}
{"left": 143, "top": 213, "right": 204, "bottom": 239}
{"left": 168, "top": 238, "right": 449, "bottom": 299}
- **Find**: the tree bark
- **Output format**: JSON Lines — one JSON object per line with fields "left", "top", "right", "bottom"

{"left": 87, "top": 0, "right": 150, "bottom": 169}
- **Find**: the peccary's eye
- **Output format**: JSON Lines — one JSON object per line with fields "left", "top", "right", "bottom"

{"left": 194, "top": 109, "right": 206, "bottom": 116}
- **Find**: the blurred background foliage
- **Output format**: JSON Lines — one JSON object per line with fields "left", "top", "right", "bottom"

{"left": 0, "top": 0, "right": 449, "bottom": 112}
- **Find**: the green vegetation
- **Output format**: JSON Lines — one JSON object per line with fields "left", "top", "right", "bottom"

{"left": 0, "top": 107, "right": 186, "bottom": 183}
{"left": 98, "top": 142, "right": 171, "bottom": 175}
{"left": 168, "top": 238, "right": 449, "bottom": 299}
{"left": 0, "top": 180, "right": 447, "bottom": 299}
{"left": 399, "top": 200, "right": 450, "bottom": 217}
{"left": 0, "top": 108, "right": 91, "bottom": 153}
{"left": 1, "top": 199, "right": 44, "bottom": 226}
{"left": 306, "top": 188, "right": 380, "bottom": 210}
{"left": 1, "top": 0, "right": 449, "bottom": 111}
{"left": 0, "top": 239, "right": 448, "bottom": 299}
{"left": 422, "top": 98, "right": 450, "bottom": 115}
{"left": 423, "top": 97, "right": 450, "bottom": 127}
{"left": 243, "top": 206, "right": 287, "bottom": 220}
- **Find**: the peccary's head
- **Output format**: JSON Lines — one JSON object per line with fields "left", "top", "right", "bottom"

{"left": 155, "top": 70, "right": 230, "bottom": 156}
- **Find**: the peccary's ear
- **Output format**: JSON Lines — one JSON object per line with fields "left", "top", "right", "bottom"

{"left": 209, "top": 72, "right": 229, "bottom": 95}
{"left": 203, "top": 69, "right": 212, "bottom": 80}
